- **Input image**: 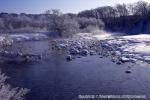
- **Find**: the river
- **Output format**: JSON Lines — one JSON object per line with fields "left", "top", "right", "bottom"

{"left": 0, "top": 34, "right": 150, "bottom": 100}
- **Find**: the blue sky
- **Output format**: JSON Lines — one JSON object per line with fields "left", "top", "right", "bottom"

{"left": 0, "top": 0, "right": 150, "bottom": 14}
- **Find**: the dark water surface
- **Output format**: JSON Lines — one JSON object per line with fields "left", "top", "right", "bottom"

{"left": 0, "top": 41, "right": 150, "bottom": 100}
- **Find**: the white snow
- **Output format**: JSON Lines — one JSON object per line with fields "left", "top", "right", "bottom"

{"left": 124, "top": 43, "right": 150, "bottom": 54}
{"left": 94, "top": 33, "right": 150, "bottom": 63}
{"left": 0, "top": 36, "right": 6, "bottom": 42}
{"left": 93, "top": 32, "right": 112, "bottom": 40}
{"left": 122, "top": 34, "right": 150, "bottom": 41}
{"left": 8, "top": 33, "right": 48, "bottom": 41}
{"left": 121, "top": 34, "right": 150, "bottom": 54}
{"left": 94, "top": 34, "right": 150, "bottom": 55}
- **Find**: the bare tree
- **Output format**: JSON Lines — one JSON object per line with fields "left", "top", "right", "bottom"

{"left": 116, "top": 4, "right": 129, "bottom": 17}
{"left": 131, "top": 1, "right": 149, "bottom": 16}
{"left": 96, "top": 6, "right": 117, "bottom": 19}
{"left": 0, "top": 18, "right": 5, "bottom": 33}
{"left": 77, "top": 17, "right": 104, "bottom": 30}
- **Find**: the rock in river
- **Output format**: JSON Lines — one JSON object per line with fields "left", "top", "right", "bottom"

{"left": 80, "top": 49, "right": 89, "bottom": 56}
{"left": 90, "top": 50, "right": 96, "bottom": 55}
{"left": 66, "top": 55, "right": 72, "bottom": 61}
{"left": 121, "top": 57, "right": 130, "bottom": 63}
{"left": 69, "top": 48, "right": 79, "bottom": 55}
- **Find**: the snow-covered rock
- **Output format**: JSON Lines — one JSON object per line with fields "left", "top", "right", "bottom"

{"left": 90, "top": 50, "right": 96, "bottom": 55}
{"left": 111, "top": 51, "right": 122, "bottom": 57}
{"left": 120, "top": 57, "right": 130, "bottom": 63}
{"left": 80, "top": 49, "right": 89, "bottom": 56}
{"left": 57, "top": 44, "right": 67, "bottom": 49}
{"left": 50, "top": 33, "right": 150, "bottom": 64}
{"left": 76, "top": 44, "right": 82, "bottom": 49}
{"left": 144, "top": 56, "right": 150, "bottom": 63}
{"left": 69, "top": 48, "right": 79, "bottom": 55}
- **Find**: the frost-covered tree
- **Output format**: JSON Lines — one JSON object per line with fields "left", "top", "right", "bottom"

{"left": 116, "top": 4, "right": 129, "bottom": 17}
{"left": 77, "top": 17, "right": 105, "bottom": 34}
{"left": 48, "top": 15, "right": 79, "bottom": 37}
{"left": 97, "top": 6, "right": 117, "bottom": 19}
{"left": 77, "top": 17, "right": 104, "bottom": 30}
{"left": 0, "top": 18, "right": 5, "bottom": 33}
{"left": 78, "top": 10, "right": 96, "bottom": 18}
{"left": 46, "top": 9, "right": 80, "bottom": 37}
{"left": 131, "top": 1, "right": 149, "bottom": 16}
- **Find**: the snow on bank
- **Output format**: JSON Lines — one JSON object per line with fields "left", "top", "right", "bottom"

{"left": 93, "top": 34, "right": 112, "bottom": 40}
{"left": 124, "top": 43, "right": 150, "bottom": 54}
{"left": 123, "top": 34, "right": 150, "bottom": 40}
{"left": 8, "top": 33, "right": 48, "bottom": 42}
{"left": 94, "top": 33, "right": 150, "bottom": 64}
{"left": 93, "top": 31, "right": 112, "bottom": 40}
{"left": 121, "top": 34, "right": 150, "bottom": 55}
{"left": 74, "top": 31, "right": 112, "bottom": 40}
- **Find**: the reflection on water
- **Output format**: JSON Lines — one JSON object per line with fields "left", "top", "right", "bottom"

{"left": 0, "top": 40, "right": 150, "bottom": 100}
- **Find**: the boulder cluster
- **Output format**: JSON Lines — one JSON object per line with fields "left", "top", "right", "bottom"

{"left": 50, "top": 35, "right": 129, "bottom": 64}
{"left": 51, "top": 35, "right": 101, "bottom": 60}
{"left": 50, "top": 34, "right": 148, "bottom": 65}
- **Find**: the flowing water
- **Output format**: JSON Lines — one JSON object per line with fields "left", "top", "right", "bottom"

{"left": 0, "top": 35, "right": 150, "bottom": 100}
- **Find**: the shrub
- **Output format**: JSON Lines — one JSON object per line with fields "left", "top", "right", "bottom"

{"left": 48, "top": 15, "right": 79, "bottom": 37}
{"left": 0, "top": 71, "right": 29, "bottom": 100}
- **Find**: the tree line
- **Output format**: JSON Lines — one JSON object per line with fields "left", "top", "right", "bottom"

{"left": 0, "top": 1, "right": 149, "bottom": 35}
{"left": 78, "top": 1, "right": 150, "bottom": 33}
{"left": 45, "top": 9, "right": 104, "bottom": 37}
{"left": 0, "top": 13, "right": 49, "bottom": 33}
{"left": 78, "top": 1, "right": 150, "bottom": 18}
{"left": 0, "top": 10, "right": 104, "bottom": 37}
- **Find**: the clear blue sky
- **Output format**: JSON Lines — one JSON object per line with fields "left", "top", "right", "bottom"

{"left": 0, "top": 0, "right": 150, "bottom": 14}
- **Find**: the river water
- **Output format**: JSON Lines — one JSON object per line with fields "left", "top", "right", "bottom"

{"left": 0, "top": 36, "right": 150, "bottom": 100}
